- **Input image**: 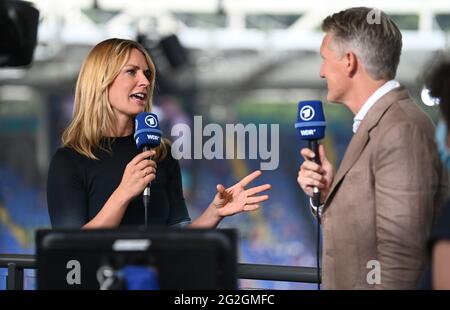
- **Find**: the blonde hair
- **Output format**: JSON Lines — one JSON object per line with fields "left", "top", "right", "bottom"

{"left": 62, "top": 38, "right": 167, "bottom": 161}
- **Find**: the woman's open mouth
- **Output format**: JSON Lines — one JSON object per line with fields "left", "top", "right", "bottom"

{"left": 130, "top": 92, "right": 146, "bottom": 105}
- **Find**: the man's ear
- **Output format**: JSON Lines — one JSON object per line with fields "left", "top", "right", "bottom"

{"left": 345, "top": 52, "right": 358, "bottom": 77}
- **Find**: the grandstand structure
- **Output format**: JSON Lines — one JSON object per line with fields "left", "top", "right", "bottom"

{"left": 0, "top": 0, "right": 449, "bottom": 93}
{"left": 0, "top": 1, "right": 442, "bottom": 88}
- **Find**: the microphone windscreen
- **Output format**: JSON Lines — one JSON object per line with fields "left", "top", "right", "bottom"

{"left": 134, "top": 112, "right": 162, "bottom": 150}
{"left": 295, "top": 100, "right": 326, "bottom": 141}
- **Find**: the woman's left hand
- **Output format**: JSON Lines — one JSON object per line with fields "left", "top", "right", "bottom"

{"left": 211, "top": 170, "right": 271, "bottom": 217}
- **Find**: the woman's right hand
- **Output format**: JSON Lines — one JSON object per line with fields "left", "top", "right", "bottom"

{"left": 118, "top": 150, "right": 157, "bottom": 201}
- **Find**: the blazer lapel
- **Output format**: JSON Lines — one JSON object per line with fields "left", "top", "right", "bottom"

{"left": 323, "top": 86, "right": 410, "bottom": 210}
{"left": 324, "top": 120, "right": 370, "bottom": 208}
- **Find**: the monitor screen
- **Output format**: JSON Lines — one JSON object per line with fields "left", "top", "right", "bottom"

{"left": 36, "top": 228, "right": 237, "bottom": 290}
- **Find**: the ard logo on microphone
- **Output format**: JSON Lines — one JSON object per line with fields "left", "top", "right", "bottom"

{"left": 299, "top": 105, "right": 316, "bottom": 136}
{"left": 300, "top": 105, "right": 315, "bottom": 121}
{"left": 145, "top": 114, "right": 158, "bottom": 128}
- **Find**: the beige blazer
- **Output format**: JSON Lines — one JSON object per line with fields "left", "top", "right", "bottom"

{"left": 321, "top": 86, "right": 447, "bottom": 289}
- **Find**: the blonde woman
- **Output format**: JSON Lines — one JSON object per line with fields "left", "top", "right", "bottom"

{"left": 47, "top": 38, "right": 270, "bottom": 229}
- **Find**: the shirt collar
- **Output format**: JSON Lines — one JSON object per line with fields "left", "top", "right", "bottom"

{"left": 352, "top": 80, "right": 400, "bottom": 133}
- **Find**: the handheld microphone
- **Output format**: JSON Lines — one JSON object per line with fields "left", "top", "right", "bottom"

{"left": 134, "top": 112, "right": 162, "bottom": 227}
{"left": 295, "top": 100, "right": 326, "bottom": 207}
{"left": 295, "top": 100, "right": 326, "bottom": 290}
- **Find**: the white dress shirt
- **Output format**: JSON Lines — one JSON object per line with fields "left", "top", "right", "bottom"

{"left": 352, "top": 80, "right": 400, "bottom": 133}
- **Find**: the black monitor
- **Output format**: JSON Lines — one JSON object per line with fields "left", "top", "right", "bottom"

{"left": 36, "top": 228, "right": 237, "bottom": 290}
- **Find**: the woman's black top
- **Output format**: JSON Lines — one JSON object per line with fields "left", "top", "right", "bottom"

{"left": 47, "top": 135, "right": 191, "bottom": 228}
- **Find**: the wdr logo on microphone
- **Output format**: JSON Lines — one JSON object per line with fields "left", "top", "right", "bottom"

{"left": 299, "top": 105, "right": 315, "bottom": 121}
{"left": 145, "top": 115, "right": 158, "bottom": 128}
{"left": 300, "top": 129, "right": 316, "bottom": 136}
{"left": 146, "top": 134, "right": 160, "bottom": 141}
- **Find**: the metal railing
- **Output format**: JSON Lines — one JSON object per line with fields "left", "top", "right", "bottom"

{"left": 0, "top": 254, "right": 37, "bottom": 290}
{"left": 0, "top": 254, "right": 320, "bottom": 290}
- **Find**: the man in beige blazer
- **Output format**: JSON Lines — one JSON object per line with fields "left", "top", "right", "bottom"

{"left": 297, "top": 7, "right": 447, "bottom": 289}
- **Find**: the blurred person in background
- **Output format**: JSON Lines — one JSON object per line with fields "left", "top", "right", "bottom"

{"left": 419, "top": 56, "right": 450, "bottom": 289}
{"left": 47, "top": 38, "right": 271, "bottom": 229}
{"left": 297, "top": 7, "right": 447, "bottom": 289}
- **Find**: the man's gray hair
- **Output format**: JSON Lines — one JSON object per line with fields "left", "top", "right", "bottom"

{"left": 322, "top": 7, "right": 402, "bottom": 80}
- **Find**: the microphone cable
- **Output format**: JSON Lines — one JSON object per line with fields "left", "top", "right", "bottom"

{"left": 143, "top": 196, "right": 149, "bottom": 228}
{"left": 142, "top": 145, "right": 152, "bottom": 228}
{"left": 316, "top": 202, "right": 321, "bottom": 290}
{"left": 309, "top": 140, "right": 322, "bottom": 290}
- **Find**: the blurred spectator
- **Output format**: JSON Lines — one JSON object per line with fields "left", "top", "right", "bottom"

{"left": 421, "top": 55, "right": 450, "bottom": 289}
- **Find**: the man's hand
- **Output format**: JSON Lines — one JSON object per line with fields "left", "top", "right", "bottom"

{"left": 297, "top": 144, "right": 334, "bottom": 203}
